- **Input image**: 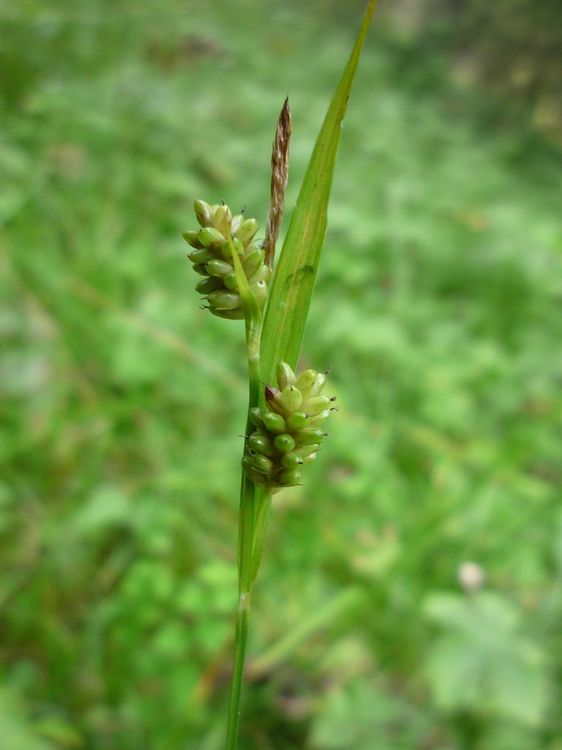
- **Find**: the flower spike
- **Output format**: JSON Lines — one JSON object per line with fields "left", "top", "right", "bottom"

{"left": 243, "top": 362, "right": 334, "bottom": 489}
{"left": 183, "top": 200, "right": 271, "bottom": 319}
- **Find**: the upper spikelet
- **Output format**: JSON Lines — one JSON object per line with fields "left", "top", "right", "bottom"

{"left": 183, "top": 200, "right": 271, "bottom": 319}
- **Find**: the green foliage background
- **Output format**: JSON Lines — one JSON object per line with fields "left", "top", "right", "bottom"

{"left": 1, "top": 1, "right": 561, "bottom": 748}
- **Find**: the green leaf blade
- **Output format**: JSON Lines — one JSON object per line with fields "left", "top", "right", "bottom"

{"left": 260, "top": 0, "right": 377, "bottom": 384}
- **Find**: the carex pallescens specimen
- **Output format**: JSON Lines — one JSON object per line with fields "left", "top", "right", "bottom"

{"left": 183, "top": 201, "right": 270, "bottom": 318}
{"left": 244, "top": 362, "right": 335, "bottom": 489}
{"left": 180, "top": 3, "right": 378, "bottom": 747}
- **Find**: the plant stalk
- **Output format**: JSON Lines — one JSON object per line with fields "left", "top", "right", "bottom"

{"left": 225, "top": 273, "right": 272, "bottom": 749}
{"left": 225, "top": 580, "right": 250, "bottom": 750}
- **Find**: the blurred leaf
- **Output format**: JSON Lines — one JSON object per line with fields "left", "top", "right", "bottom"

{"left": 310, "top": 677, "right": 430, "bottom": 750}
{"left": 108, "top": 320, "right": 167, "bottom": 385}
{"left": 71, "top": 485, "right": 130, "bottom": 537}
{"left": 423, "top": 592, "right": 548, "bottom": 726}
{"left": 35, "top": 718, "right": 83, "bottom": 748}
{"left": 0, "top": 688, "right": 53, "bottom": 750}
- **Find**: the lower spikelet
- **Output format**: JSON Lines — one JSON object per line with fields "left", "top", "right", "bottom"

{"left": 243, "top": 362, "right": 335, "bottom": 489}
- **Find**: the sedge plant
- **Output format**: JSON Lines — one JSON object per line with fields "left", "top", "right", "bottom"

{"left": 182, "top": 2, "right": 378, "bottom": 746}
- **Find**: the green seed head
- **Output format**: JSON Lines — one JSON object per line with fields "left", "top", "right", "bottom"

{"left": 301, "top": 451, "right": 318, "bottom": 464}
{"left": 242, "top": 456, "right": 271, "bottom": 487}
{"left": 212, "top": 308, "right": 245, "bottom": 320}
{"left": 219, "top": 241, "right": 234, "bottom": 261}
{"left": 236, "top": 218, "right": 259, "bottom": 246}
{"left": 199, "top": 227, "right": 225, "bottom": 248}
{"left": 185, "top": 200, "right": 272, "bottom": 322}
{"left": 294, "top": 444, "right": 320, "bottom": 459}
{"left": 242, "top": 248, "right": 265, "bottom": 278}
{"left": 304, "top": 395, "right": 331, "bottom": 415}
{"left": 223, "top": 272, "right": 238, "bottom": 291}
{"left": 195, "top": 276, "right": 223, "bottom": 295}
{"left": 295, "top": 369, "right": 317, "bottom": 394}
{"left": 280, "top": 452, "right": 303, "bottom": 469}
{"left": 308, "top": 409, "right": 331, "bottom": 424}
{"left": 188, "top": 248, "right": 214, "bottom": 264}
{"left": 280, "top": 386, "right": 303, "bottom": 412}
{"left": 309, "top": 372, "right": 327, "bottom": 396}
{"left": 262, "top": 411, "right": 286, "bottom": 434}
{"left": 248, "top": 263, "right": 271, "bottom": 284}
{"left": 249, "top": 432, "right": 274, "bottom": 456}
{"left": 286, "top": 411, "right": 307, "bottom": 431}
{"left": 297, "top": 427, "right": 325, "bottom": 445}
{"left": 273, "top": 433, "right": 296, "bottom": 453}
{"left": 183, "top": 230, "right": 204, "bottom": 248}
{"left": 278, "top": 469, "right": 302, "bottom": 486}
{"left": 192, "top": 263, "right": 209, "bottom": 276}
{"left": 230, "top": 214, "right": 244, "bottom": 234}
{"left": 212, "top": 204, "right": 232, "bottom": 235}
{"left": 251, "top": 280, "right": 268, "bottom": 307}
{"left": 194, "top": 199, "right": 213, "bottom": 227}
{"left": 206, "top": 259, "right": 233, "bottom": 277}
{"left": 249, "top": 407, "right": 263, "bottom": 427}
{"left": 207, "top": 291, "right": 240, "bottom": 310}
{"left": 276, "top": 361, "right": 296, "bottom": 390}
{"left": 242, "top": 365, "right": 333, "bottom": 489}
{"left": 251, "top": 453, "right": 274, "bottom": 475}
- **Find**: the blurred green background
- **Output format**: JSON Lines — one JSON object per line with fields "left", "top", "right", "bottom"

{"left": 2, "top": 0, "right": 562, "bottom": 748}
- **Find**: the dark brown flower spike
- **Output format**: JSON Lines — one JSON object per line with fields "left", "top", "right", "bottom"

{"left": 263, "top": 97, "right": 292, "bottom": 268}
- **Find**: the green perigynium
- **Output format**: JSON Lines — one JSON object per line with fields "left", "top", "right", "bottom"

{"left": 183, "top": 200, "right": 271, "bottom": 319}
{"left": 242, "top": 361, "right": 334, "bottom": 489}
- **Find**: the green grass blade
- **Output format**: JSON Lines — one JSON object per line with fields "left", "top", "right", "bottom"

{"left": 260, "top": 0, "right": 377, "bottom": 383}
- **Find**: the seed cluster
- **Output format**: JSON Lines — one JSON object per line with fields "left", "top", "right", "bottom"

{"left": 183, "top": 200, "right": 271, "bottom": 319}
{"left": 243, "top": 362, "right": 334, "bottom": 489}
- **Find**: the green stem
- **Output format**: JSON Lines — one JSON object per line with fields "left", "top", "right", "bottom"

{"left": 225, "top": 583, "right": 251, "bottom": 750}
{"left": 225, "top": 258, "right": 272, "bottom": 749}
{"left": 250, "top": 491, "right": 273, "bottom": 583}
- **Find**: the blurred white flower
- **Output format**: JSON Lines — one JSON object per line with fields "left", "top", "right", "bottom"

{"left": 458, "top": 561, "right": 485, "bottom": 592}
